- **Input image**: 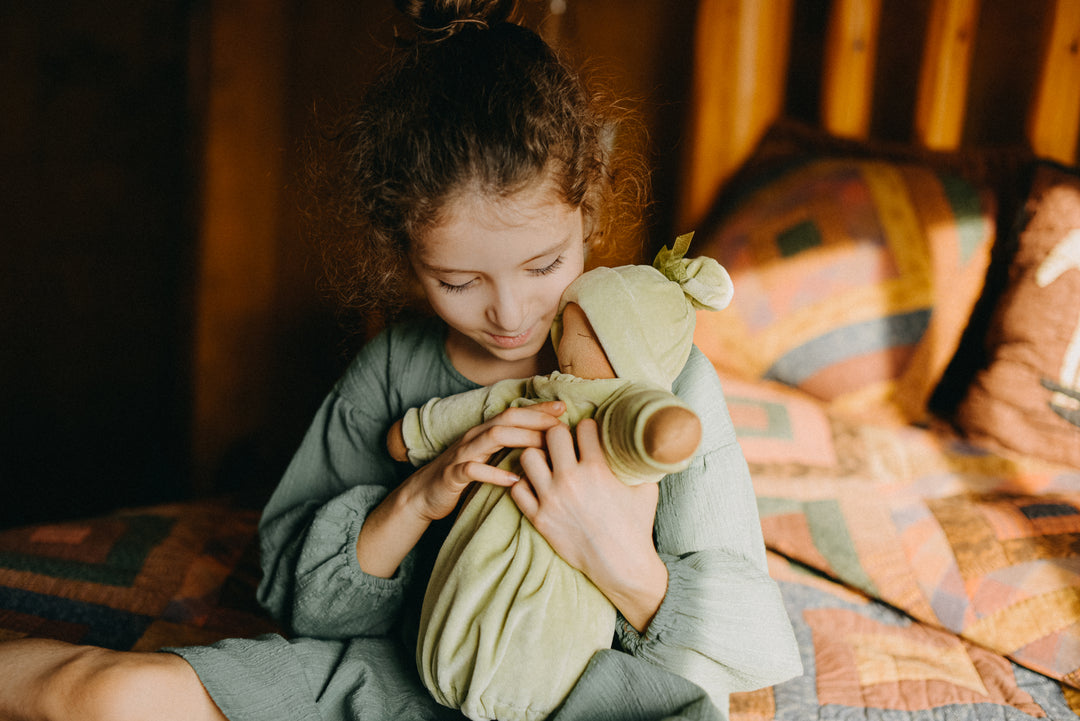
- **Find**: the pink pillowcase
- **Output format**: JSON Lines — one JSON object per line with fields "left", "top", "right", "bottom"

{"left": 956, "top": 164, "right": 1080, "bottom": 469}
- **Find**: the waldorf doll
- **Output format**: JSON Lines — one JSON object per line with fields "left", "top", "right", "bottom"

{"left": 387, "top": 235, "right": 733, "bottom": 721}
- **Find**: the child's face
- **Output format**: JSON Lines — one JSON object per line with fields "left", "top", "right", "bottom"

{"left": 556, "top": 302, "right": 615, "bottom": 379}
{"left": 411, "top": 181, "right": 586, "bottom": 368}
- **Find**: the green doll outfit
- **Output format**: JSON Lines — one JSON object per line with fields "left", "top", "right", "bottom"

{"left": 406, "top": 244, "right": 742, "bottom": 720}
{"left": 167, "top": 264, "right": 802, "bottom": 720}
{"left": 407, "top": 374, "right": 697, "bottom": 721}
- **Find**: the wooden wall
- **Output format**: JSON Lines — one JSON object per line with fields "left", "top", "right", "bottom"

{"left": 6, "top": 0, "right": 1073, "bottom": 526}
{"left": 679, "top": 0, "right": 1080, "bottom": 230}
{"left": 1, "top": 3, "right": 196, "bottom": 527}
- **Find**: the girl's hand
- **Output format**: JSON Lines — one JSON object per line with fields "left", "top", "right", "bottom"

{"left": 512, "top": 418, "right": 669, "bottom": 631}
{"left": 408, "top": 401, "right": 566, "bottom": 522}
{"left": 357, "top": 401, "right": 565, "bottom": 578}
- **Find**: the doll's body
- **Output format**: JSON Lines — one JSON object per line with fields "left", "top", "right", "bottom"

{"left": 404, "top": 372, "right": 697, "bottom": 721}
{"left": 389, "top": 306, "right": 700, "bottom": 721}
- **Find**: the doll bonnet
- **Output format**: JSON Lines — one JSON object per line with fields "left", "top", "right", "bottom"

{"left": 551, "top": 233, "right": 734, "bottom": 389}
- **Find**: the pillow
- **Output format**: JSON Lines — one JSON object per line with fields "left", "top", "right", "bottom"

{"left": 693, "top": 156, "right": 996, "bottom": 421}
{"left": 956, "top": 163, "right": 1080, "bottom": 469}
{"left": 716, "top": 371, "right": 837, "bottom": 468}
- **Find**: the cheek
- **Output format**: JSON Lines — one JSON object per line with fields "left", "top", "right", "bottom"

{"left": 424, "top": 289, "right": 475, "bottom": 328}
{"left": 541, "top": 257, "right": 585, "bottom": 308}
{"left": 531, "top": 280, "right": 573, "bottom": 321}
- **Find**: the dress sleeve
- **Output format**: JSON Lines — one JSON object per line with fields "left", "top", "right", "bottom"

{"left": 614, "top": 348, "right": 802, "bottom": 701}
{"left": 256, "top": 389, "right": 415, "bottom": 639}
{"left": 254, "top": 326, "right": 460, "bottom": 639}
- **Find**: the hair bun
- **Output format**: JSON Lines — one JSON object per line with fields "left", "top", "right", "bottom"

{"left": 394, "top": 0, "right": 515, "bottom": 36}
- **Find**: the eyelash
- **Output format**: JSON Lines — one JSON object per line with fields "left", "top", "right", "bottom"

{"left": 438, "top": 279, "right": 473, "bottom": 294}
{"left": 437, "top": 256, "right": 565, "bottom": 294}
{"left": 530, "top": 256, "right": 564, "bottom": 277}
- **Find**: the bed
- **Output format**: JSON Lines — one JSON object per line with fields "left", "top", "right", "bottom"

{"left": 2, "top": 2, "right": 1079, "bottom": 720}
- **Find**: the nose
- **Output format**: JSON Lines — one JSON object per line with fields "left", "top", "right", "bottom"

{"left": 486, "top": 282, "right": 525, "bottom": 332}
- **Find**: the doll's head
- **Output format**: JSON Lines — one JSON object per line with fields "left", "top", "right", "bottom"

{"left": 551, "top": 234, "right": 734, "bottom": 389}
{"left": 555, "top": 302, "right": 617, "bottom": 380}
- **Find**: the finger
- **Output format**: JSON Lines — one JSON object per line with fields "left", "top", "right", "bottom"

{"left": 574, "top": 417, "right": 604, "bottom": 462}
{"left": 462, "top": 460, "right": 521, "bottom": 488}
{"left": 510, "top": 478, "right": 539, "bottom": 518}
{"left": 518, "top": 446, "right": 552, "bottom": 479}
{"left": 477, "top": 406, "right": 565, "bottom": 435}
{"left": 529, "top": 400, "right": 566, "bottom": 418}
{"left": 544, "top": 423, "right": 578, "bottom": 470}
{"left": 499, "top": 404, "right": 566, "bottom": 426}
{"left": 461, "top": 425, "right": 546, "bottom": 457}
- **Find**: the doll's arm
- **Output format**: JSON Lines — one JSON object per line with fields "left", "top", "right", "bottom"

{"left": 388, "top": 378, "right": 533, "bottom": 465}
{"left": 595, "top": 384, "right": 702, "bottom": 484}
{"left": 386, "top": 418, "right": 410, "bottom": 462}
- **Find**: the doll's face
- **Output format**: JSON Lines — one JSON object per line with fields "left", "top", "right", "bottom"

{"left": 556, "top": 302, "right": 616, "bottom": 379}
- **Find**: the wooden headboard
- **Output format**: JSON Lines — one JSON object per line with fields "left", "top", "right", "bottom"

{"left": 678, "top": 0, "right": 1080, "bottom": 230}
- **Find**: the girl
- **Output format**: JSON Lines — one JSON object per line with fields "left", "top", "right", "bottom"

{"left": 0, "top": 1, "right": 800, "bottom": 719}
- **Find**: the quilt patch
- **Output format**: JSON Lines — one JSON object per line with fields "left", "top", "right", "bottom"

{"left": 730, "top": 553, "right": 1080, "bottom": 720}
{"left": 0, "top": 500, "right": 278, "bottom": 650}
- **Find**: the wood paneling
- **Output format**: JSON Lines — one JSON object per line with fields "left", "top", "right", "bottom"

{"left": 191, "top": 0, "right": 288, "bottom": 493}
{"left": 821, "top": 0, "right": 882, "bottom": 140}
{"left": 679, "top": 0, "right": 794, "bottom": 230}
{"left": 1028, "top": 0, "right": 1080, "bottom": 164}
{"left": 914, "top": 0, "right": 980, "bottom": 151}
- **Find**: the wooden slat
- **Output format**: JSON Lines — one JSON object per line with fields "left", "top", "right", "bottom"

{"left": 821, "top": 0, "right": 882, "bottom": 140}
{"left": 914, "top": 0, "right": 980, "bottom": 150}
{"left": 678, "top": 0, "right": 794, "bottom": 231}
{"left": 1027, "top": 0, "right": 1080, "bottom": 165}
{"left": 192, "top": 0, "right": 287, "bottom": 492}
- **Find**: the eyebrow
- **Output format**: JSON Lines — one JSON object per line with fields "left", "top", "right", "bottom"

{"left": 416, "top": 235, "right": 572, "bottom": 275}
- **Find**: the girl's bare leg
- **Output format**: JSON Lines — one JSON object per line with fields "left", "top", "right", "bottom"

{"left": 0, "top": 638, "right": 226, "bottom": 721}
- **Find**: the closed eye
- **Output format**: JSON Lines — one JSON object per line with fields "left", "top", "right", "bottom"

{"left": 529, "top": 255, "right": 564, "bottom": 277}
{"left": 438, "top": 278, "right": 476, "bottom": 294}
{"left": 436, "top": 254, "right": 563, "bottom": 293}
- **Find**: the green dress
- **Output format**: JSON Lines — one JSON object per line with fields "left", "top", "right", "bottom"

{"left": 167, "top": 317, "right": 801, "bottom": 721}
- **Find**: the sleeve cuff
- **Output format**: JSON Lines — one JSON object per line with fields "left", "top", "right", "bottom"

{"left": 614, "top": 551, "right": 682, "bottom": 656}
{"left": 288, "top": 484, "right": 416, "bottom": 637}
{"left": 615, "top": 550, "right": 803, "bottom": 697}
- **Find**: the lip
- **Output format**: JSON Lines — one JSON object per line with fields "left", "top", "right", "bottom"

{"left": 487, "top": 327, "right": 534, "bottom": 350}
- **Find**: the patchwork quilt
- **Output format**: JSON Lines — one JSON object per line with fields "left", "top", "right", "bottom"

{"left": 0, "top": 499, "right": 278, "bottom": 651}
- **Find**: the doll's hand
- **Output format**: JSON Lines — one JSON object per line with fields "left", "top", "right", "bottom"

{"left": 512, "top": 418, "right": 668, "bottom": 631}
{"left": 387, "top": 419, "right": 409, "bottom": 462}
{"left": 643, "top": 406, "right": 701, "bottom": 466}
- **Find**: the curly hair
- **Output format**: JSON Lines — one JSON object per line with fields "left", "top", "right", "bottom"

{"left": 306, "top": 0, "right": 649, "bottom": 327}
